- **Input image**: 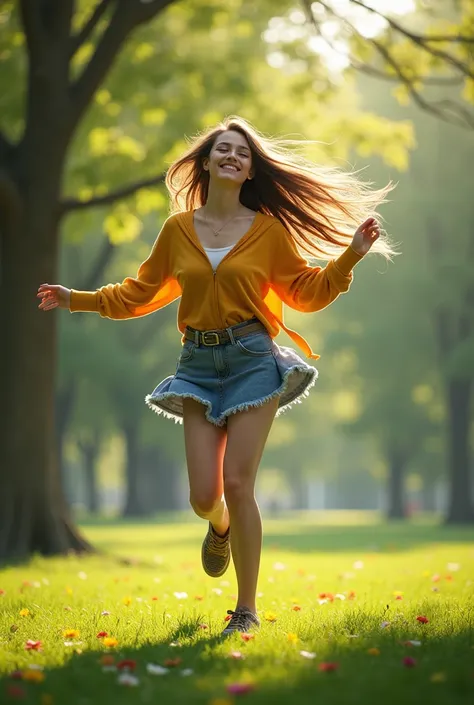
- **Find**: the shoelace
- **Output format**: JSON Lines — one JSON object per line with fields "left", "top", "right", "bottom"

{"left": 226, "top": 609, "right": 253, "bottom": 631}
{"left": 209, "top": 528, "right": 228, "bottom": 555}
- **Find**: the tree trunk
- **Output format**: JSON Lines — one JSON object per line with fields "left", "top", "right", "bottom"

{"left": 292, "top": 466, "right": 308, "bottom": 510}
{"left": 56, "top": 381, "right": 78, "bottom": 488}
{"left": 79, "top": 433, "right": 101, "bottom": 514}
{"left": 0, "top": 202, "right": 92, "bottom": 561}
{"left": 139, "top": 446, "right": 181, "bottom": 513}
{"left": 421, "top": 479, "right": 437, "bottom": 512}
{"left": 445, "top": 378, "right": 474, "bottom": 524}
{"left": 122, "top": 422, "right": 144, "bottom": 517}
{"left": 386, "top": 448, "right": 406, "bottom": 519}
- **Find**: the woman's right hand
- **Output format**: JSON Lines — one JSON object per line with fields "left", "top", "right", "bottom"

{"left": 37, "top": 283, "right": 71, "bottom": 311}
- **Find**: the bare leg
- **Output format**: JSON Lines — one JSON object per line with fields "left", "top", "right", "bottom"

{"left": 223, "top": 398, "right": 279, "bottom": 614}
{"left": 182, "top": 398, "right": 229, "bottom": 536}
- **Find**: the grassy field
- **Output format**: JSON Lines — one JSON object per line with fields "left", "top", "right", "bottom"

{"left": 0, "top": 513, "right": 473, "bottom": 705}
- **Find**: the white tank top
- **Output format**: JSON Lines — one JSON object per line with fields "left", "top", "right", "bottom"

{"left": 204, "top": 244, "right": 234, "bottom": 271}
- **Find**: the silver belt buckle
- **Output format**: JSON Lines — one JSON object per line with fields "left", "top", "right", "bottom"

{"left": 202, "top": 331, "right": 220, "bottom": 346}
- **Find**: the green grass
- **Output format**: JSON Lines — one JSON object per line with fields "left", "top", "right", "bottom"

{"left": 1, "top": 513, "right": 473, "bottom": 705}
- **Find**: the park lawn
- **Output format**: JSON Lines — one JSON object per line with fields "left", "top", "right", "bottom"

{"left": 0, "top": 514, "right": 473, "bottom": 705}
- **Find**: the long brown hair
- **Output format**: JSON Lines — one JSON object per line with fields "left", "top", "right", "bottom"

{"left": 166, "top": 116, "right": 396, "bottom": 260}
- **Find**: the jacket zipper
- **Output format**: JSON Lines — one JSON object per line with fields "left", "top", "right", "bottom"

{"left": 213, "top": 270, "right": 226, "bottom": 329}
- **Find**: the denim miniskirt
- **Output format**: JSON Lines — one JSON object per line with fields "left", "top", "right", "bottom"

{"left": 145, "top": 318, "right": 318, "bottom": 427}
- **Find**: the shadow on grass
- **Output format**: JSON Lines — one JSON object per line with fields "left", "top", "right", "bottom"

{"left": 2, "top": 616, "right": 473, "bottom": 705}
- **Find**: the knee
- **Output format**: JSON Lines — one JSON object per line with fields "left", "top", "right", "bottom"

{"left": 223, "top": 472, "right": 254, "bottom": 507}
{"left": 189, "top": 492, "right": 222, "bottom": 519}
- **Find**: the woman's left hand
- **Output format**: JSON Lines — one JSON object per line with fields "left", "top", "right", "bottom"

{"left": 351, "top": 217, "right": 380, "bottom": 256}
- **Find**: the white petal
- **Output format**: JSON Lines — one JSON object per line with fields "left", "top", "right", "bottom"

{"left": 118, "top": 673, "right": 140, "bottom": 686}
{"left": 146, "top": 664, "right": 169, "bottom": 676}
{"left": 299, "top": 650, "right": 316, "bottom": 659}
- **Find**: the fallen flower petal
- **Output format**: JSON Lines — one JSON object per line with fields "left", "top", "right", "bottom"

{"left": 22, "top": 669, "right": 45, "bottom": 683}
{"left": 380, "top": 621, "right": 390, "bottom": 629}
{"left": 101, "top": 610, "right": 111, "bottom": 616}
{"left": 173, "top": 592, "right": 188, "bottom": 599}
{"left": 181, "top": 669, "right": 194, "bottom": 676}
{"left": 227, "top": 683, "right": 255, "bottom": 695}
{"left": 299, "top": 651, "right": 316, "bottom": 659}
{"left": 403, "top": 640, "right": 422, "bottom": 647}
{"left": 146, "top": 664, "right": 169, "bottom": 676}
{"left": 117, "top": 660, "right": 136, "bottom": 671}
{"left": 318, "top": 662, "right": 339, "bottom": 672}
{"left": 25, "top": 640, "right": 42, "bottom": 651}
{"left": 99, "top": 655, "right": 115, "bottom": 666}
{"left": 102, "top": 637, "right": 119, "bottom": 647}
{"left": 230, "top": 651, "right": 244, "bottom": 659}
{"left": 63, "top": 629, "right": 80, "bottom": 639}
{"left": 164, "top": 658, "right": 182, "bottom": 667}
{"left": 403, "top": 656, "right": 417, "bottom": 668}
{"left": 6, "top": 684, "right": 26, "bottom": 699}
{"left": 96, "top": 631, "right": 108, "bottom": 638}
{"left": 117, "top": 673, "right": 139, "bottom": 687}
{"left": 240, "top": 633, "right": 255, "bottom": 642}
{"left": 416, "top": 616, "right": 429, "bottom": 624}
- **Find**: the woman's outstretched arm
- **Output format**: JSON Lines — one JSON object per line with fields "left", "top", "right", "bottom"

{"left": 270, "top": 218, "right": 380, "bottom": 313}
{"left": 37, "top": 217, "right": 180, "bottom": 319}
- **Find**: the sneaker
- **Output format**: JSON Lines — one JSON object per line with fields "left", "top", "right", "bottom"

{"left": 201, "top": 522, "right": 231, "bottom": 578}
{"left": 222, "top": 607, "right": 260, "bottom": 635}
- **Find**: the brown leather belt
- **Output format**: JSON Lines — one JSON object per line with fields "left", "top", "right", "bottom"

{"left": 184, "top": 319, "right": 266, "bottom": 347}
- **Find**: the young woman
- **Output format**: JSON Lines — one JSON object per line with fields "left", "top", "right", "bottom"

{"left": 38, "top": 116, "right": 393, "bottom": 635}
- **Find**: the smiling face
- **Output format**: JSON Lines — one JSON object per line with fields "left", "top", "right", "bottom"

{"left": 203, "top": 130, "right": 254, "bottom": 186}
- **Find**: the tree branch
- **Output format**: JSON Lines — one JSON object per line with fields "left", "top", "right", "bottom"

{"left": 60, "top": 172, "right": 166, "bottom": 214}
{"left": 70, "top": 0, "right": 113, "bottom": 59}
{"left": 349, "top": 0, "right": 474, "bottom": 80}
{"left": 303, "top": 0, "right": 474, "bottom": 130}
{"left": 84, "top": 238, "right": 117, "bottom": 290}
{"left": 70, "top": 0, "right": 176, "bottom": 131}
